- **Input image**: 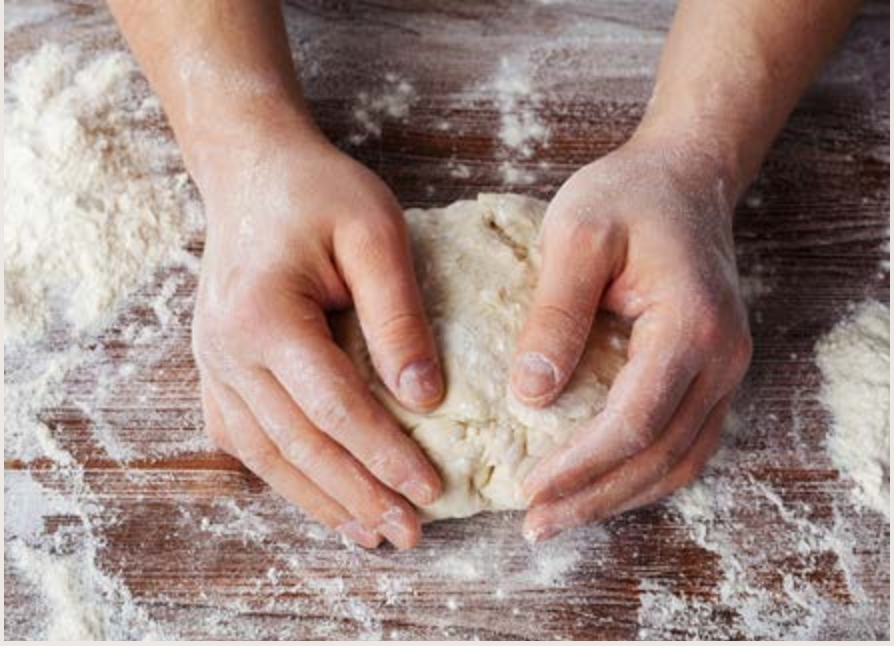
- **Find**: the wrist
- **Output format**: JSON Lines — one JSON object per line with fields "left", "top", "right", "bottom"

{"left": 180, "top": 96, "right": 330, "bottom": 196}
{"left": 627, "top": 116, "right": 751, "bottom": 212}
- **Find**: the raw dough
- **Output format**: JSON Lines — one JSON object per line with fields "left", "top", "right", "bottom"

{"left": 334, "top": 193, "right": 629, "bottom": 520}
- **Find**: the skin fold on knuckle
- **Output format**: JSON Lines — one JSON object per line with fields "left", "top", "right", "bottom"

{"left": 298, "top": 383, "right": 353, "bottom": 436}
{"left": 279, "top": 433, "right": 331, "bottom": 473}
{"left": 239, "top": 442, "right": 280, "bottom": 475}
{"left": 529, "top": 304, "right": 591, "bottom": 356}
{"left": 370, "top": 311, "right": 432, "bottom": 365}
{"left": 364, "top": 445, "right": 417, "bottom": 491}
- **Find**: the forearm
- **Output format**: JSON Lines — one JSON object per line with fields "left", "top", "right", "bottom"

{"left": 635, "top": 0, "right": 861, "bottom": 200}
{"left": 107, "top": 0, "right": 322, "bottom": 180}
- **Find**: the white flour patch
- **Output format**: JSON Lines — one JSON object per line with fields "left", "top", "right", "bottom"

{"left": 4, "top": 348, "right": 85, "bottom": 463}
{"left": 475, "top": 57, "right": 550, "bottom": 186}
{"left": 428, "top": 524, "right": 599, "bottom": 588}
{"left": 4, "top": 472, "right": 84, "bottom": 545}
{"left": 499, "top": 161, "right": 537, "bottom": 185}
{"left": 7, "top": 540, "right": 163, "bottom": 640}
{"left": 5, "top": 469, "right": 162, "bottom": 640}
{"left": 447, "top": 159, "right": 473, "bottom": 179}
{"left": 487, "top": 57, "right": 550, "bottom": 158}
{"left": 4, "top": 44, "right": 202, "bottom": 345}
{"left": 4, "top": 43, "right": 205, "bottom": 463}
{"left": 816, "top": 300, "right": 890, "bottom": 517}
{"left": 349, "top": 73, "right": 417, "bottom": 144}
{"left": 738, "top": 265, "right": 773, "bottom": 305}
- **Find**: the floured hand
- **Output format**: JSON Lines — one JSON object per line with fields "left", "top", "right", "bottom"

{"left": 190, "top": 125, "right": 445, "bottom": 550}
{"left": 513, "top": 137, "right": 752, "bottom": 542}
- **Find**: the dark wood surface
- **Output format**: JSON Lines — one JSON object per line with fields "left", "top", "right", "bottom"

{"left": 4, "top": 0, "right": 889, "bottom": 639}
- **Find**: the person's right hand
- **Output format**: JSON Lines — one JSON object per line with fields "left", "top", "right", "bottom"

{"left": 189, "top": 117, "right": 444, "bottom": 550}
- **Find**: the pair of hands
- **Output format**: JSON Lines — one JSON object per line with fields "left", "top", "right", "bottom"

{"left": 191, "top": 124, "right": 751, "bottom": 550}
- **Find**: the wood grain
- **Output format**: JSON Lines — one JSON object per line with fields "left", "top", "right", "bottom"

{"left": 4, "top": 0, "right": 889, "bottom": 640}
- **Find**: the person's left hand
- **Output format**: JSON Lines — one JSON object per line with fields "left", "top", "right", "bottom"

{"left": 510, "top": 136, "right": 752, "bottom": 542}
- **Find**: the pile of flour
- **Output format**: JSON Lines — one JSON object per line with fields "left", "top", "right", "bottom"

{"left": 4, "top": 44, "right": 202, "bottom": 344}
{"left": 815, "top": 300, "right": 890, "bottom": 517}
{"left": 4, "top": 43, "right": 203, "bottom": 463}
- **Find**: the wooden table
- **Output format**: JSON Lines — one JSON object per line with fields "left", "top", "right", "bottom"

{"left": 4, "top": 0, "right": 889, "bottom": 639}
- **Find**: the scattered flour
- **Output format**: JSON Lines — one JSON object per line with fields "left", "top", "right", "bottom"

{"left": 6, "top": 540, "right": 163, "bottom": 640}
{"left": 4, "top": 44, "right": 202, "bottom": 344}
{"left": 4, "top": 43, "right": 205, "bottom": 465}
{"left": 428, "top": 527, "right": 596, "bottom": 588}
{"left": 488, "top": 57, "right": 550, "bottom": 158}
{"left": 349, "top": 72, "right": 417, "bottom": 144}
{"left": 479, "top": 57, "right": 550, "bottom": 185}
{"left": 4, "top": 349, "right": 84, "bottom": 464}
{"left": 738, "top": 267, "right": 773, "bottom": 305}
{"left": 447, "top": 159, "right": 473, "bottom": 179}
{"left": 498, "top": 161, "right": 537, "bottom": 186}
{"left": 815, "top": 300, "right": 890, "bottom": 517}
{"left": 5, "top": 471, "right": 163, "bottom": 640}
{"left": 647, "top": 412, "right": 889, "bottom": 639}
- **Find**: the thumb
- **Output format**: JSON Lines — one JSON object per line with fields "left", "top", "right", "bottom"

{"left": 336, "top": 215, "right": 444, "bottom": 413}
{"left": 511, "top": 214, "right": 623, "bottom": 407}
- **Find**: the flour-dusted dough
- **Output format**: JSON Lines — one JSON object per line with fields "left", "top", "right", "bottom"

{"left": 334, "top": 193, "right": 629, "bottom": 520}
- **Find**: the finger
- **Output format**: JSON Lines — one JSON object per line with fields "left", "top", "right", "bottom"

{"left": 207, "top": 380, "right": 384, "bottom": 549}
{"left": 614, "top": 410, "right": 725, "bottom": 516}
{"left": 522, "top": 393, "right": 731, "bottom": 543}
{"left": 232, "top": 368, "right": 424, "bottom": 550}
{"left": 262, "top": 296, "right": 442, "bottom": 508}
{"left": 334, "top": 214, "right": 444, "bottom": 412}
{"left": 201, "top": 380, "right": 235, "bottom": 455}
{"left": 523, "top": 307, "right": 699, "bottom": 504}
{"left": 510, "top": 212, "right": 624, "bottom": 407}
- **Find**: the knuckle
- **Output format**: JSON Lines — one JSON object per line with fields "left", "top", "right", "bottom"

{"left": 626, "top": 427, "right": 655, "bottom": 454}
{"left": 309, "top": 392, "right": 351, "bottom": 434}
{"left": 192, "top": 286, "right": 274, "bottom": 365}
{"left": 282, "top": 434, "right": 337, "bottom": 472}
{"left": 365, "top": 447, "right": 408, "bottom": 485}
{"left": 532, "top": 303, "right": 591, "bottom": 350}
{"left": 692, "top": 310, "right": 725, "bottom": 350}
{"left": 548, "top": 211, "right": 622, "bottom": 254}
{"left": 239, "top": 442, "right": 280, "bottom": 474}
{"left": 226, "top": 286, "right": 276, "bottom": 340}
{"left": 347, "top": 218, "right": 407, "bottom": 265}
{"left": 373, "top": 311, "right": 428, "bottom": 350}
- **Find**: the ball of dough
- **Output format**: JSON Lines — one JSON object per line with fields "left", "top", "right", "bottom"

{"left": 333, "top": 193, "right": 629, "bottom": 520}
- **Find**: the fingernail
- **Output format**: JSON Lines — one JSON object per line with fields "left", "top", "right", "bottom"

{"left": 377, "top": 506, "right": 417, "bottom": 549}
{"left": 336, "top": 520, "right": 381, "bottom": 548}
{"left": 398, "top": 359, "right": 443, "bottom": 407}
{"left": 523, "top": 523, "right": 563, "bottom": 544}
{"left": 402, "top": 479, "right": 437, "bottom": 506}
{"left": 514, "top": 353, "right": 558, "bottom": 400}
